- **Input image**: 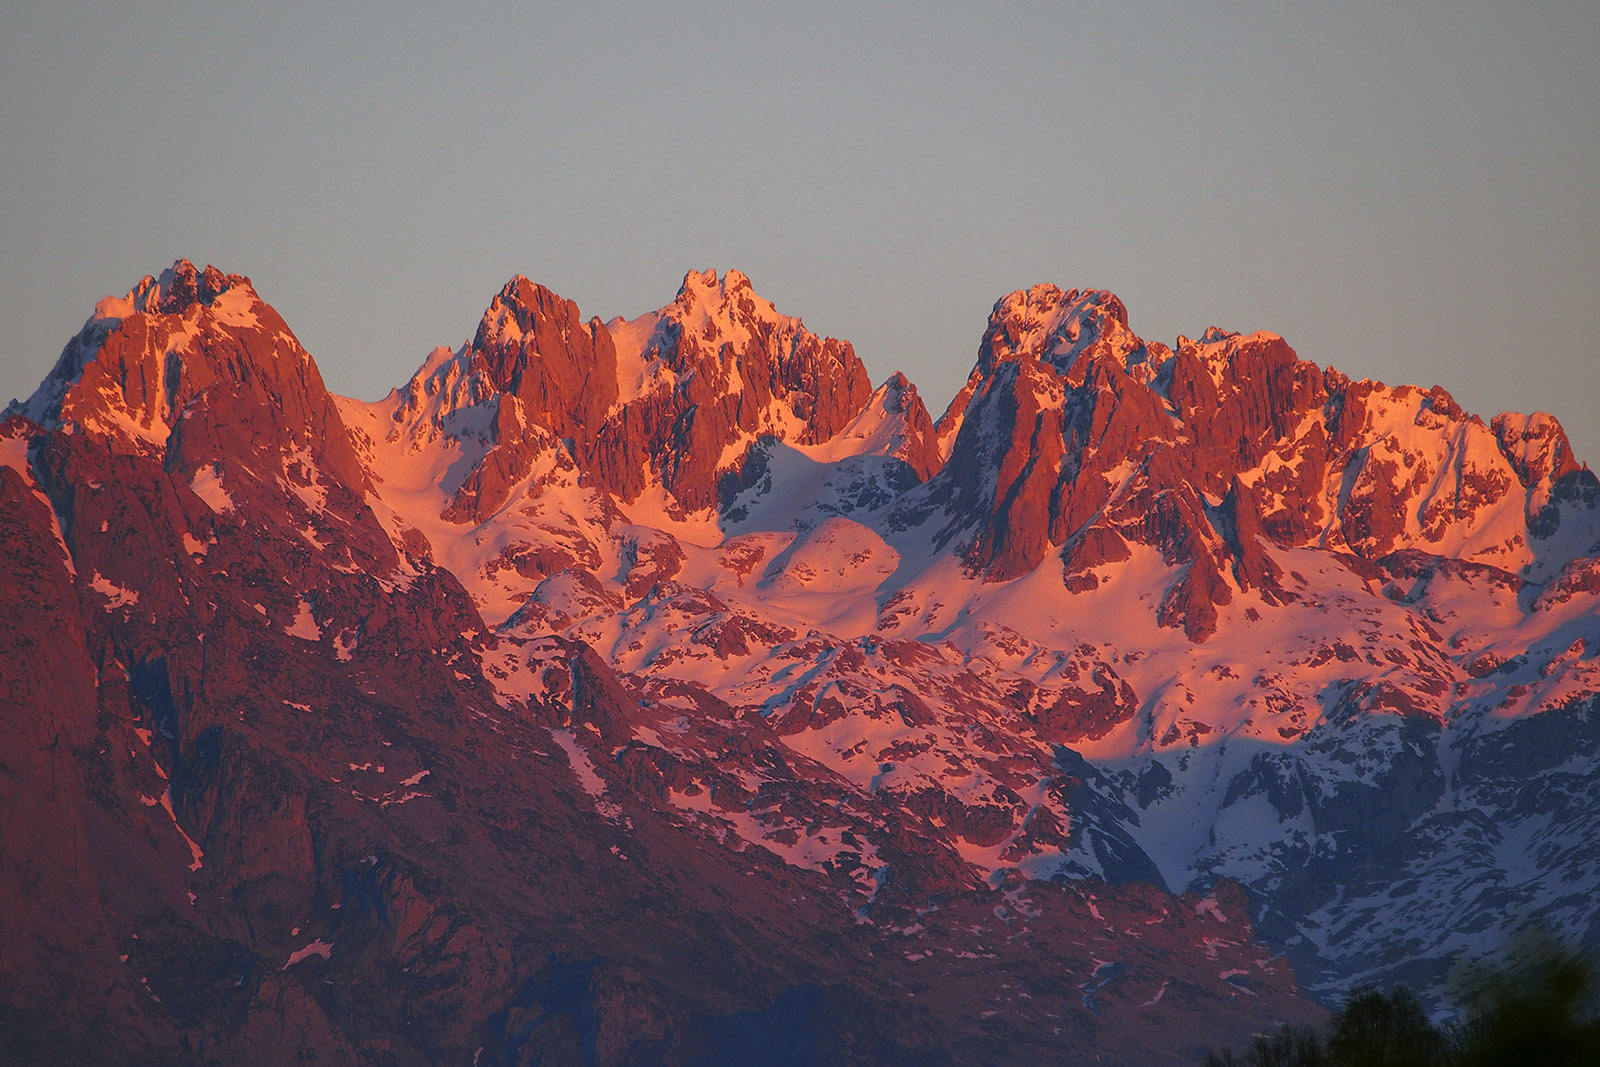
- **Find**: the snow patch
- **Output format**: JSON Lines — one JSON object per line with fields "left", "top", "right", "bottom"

{"left": 90, "top": 574, "right": 139, "bottom": 608}
{"left": 189, "top": 465, "right": 235, "bottom": 513}
{"left": 286, "top": 600, "right": 321, "bottom": 641}
{"left": 549, "top": 729, "right": 624, "bottom": 821}
{"left": 282, "top": 939, "right": 333, "bottom": 969}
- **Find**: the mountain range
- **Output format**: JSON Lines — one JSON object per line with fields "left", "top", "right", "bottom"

{"left": 3, "top": 259, "right": 1598, "bottom": 1064}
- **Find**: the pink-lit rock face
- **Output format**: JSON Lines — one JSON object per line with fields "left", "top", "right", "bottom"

{"left": 4, "top": 261, "right": 1600, "bottom": 1063}
{"left": 433, "top": 267, "right": 876, "bottom": 522}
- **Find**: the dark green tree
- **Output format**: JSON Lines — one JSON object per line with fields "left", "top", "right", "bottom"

{"left": 1202, "top": 987, "right": 1444, "bottom": 1066}
{"left": 1201, "top": 1022, "right": 1327, "bottom": 1067}
{"left": 1451, "top": 951, "right": 1600, "bottom": 1066}
{"left": 1325, "top": 985, "right": 1448, "bottom": 1067}
{"left": 1200, "top": 946, "right": 1600, "bottom": 1066}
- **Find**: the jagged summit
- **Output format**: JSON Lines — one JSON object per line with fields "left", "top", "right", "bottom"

{"left": 911, "top": 279, "right": 1594, "bottom": 656}
{"left": 469, "top": 274, "right": 620, "bottom": 443}
{"left": 935, "top": 284, "right": 1156, "bottom": 459}
{"left": 12, "top": 260, "right": 258, "bottom": 427}
{"left": 15, "top": 262, "right": 1590, "bottom": 593}
{"left": 88, "top": 259, "right": 258, "bottom": 323}
{"left": 976, "top": 284, "right": 1148, "bottom": 379}
{"left": 12, "top": 259, "right": 326, "bottom": 445}
{"left": 659, "top": 267, "right": 833, "bottom": 375}
{"left": 389, "top": 267, "right": 874, "bottom": 518}
{"left": 674, "top": 266, "right": 754, "bottom": 302}
{"left": 142, "top": 259, "right": 255, "bottom": 315}
{"left": 4, "top": 259, "right": 388, "bottom": 563}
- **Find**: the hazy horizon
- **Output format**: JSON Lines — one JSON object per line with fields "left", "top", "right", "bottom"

{"left": 4, "top": 2, "right": 1596, "bottom": 460}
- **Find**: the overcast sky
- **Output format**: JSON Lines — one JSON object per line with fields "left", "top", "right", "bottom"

{"left": 4, "top": 2, "right": 1596, "bottom": 461}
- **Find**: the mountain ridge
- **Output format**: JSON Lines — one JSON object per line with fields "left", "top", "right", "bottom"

{"left": 5, "top": 259, "right": 1599, "bottom": 1064}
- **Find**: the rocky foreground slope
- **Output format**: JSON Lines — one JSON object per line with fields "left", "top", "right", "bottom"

{"left": 3, "top": 260, "right": 1598, "bottom": 1064}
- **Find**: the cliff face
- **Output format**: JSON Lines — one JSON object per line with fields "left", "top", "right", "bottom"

{"left": 5, "top": 261, "right": 1599, "bottom": 1064}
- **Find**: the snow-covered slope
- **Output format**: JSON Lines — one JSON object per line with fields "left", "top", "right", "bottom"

{"left": 350, "top": 270, "right": 1598, "bottom": 1013}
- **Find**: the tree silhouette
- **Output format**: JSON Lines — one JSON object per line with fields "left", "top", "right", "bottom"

{"left": 1452, "top": 951, "right": 1600, "bottom": 1066}
{"left": 1200, "top": 946, "right": 1600, "bottom": 1065}
{"left": 1325, "top": 986, "right": 1447, "bottom": 1066}
{"left": 1202, "top": 1023, "right": 1327, "bottom": 1066}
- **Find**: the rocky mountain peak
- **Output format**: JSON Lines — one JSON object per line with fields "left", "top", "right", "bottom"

{"left": 977, "top": 284, "right": 1147, "bottom": 381}
{"left": 930, "top": 281, "right": 1598, "bottom": 635}
{"left": 467, "top": 275, "right": 620, "bottom": 450}
{"left": 383, "top": 271, "right": 875, "bottom": 522}
{"left": 626, "top": 270, "right": 873, "bottom": 508}
{"left": 673, "top": 266, "right": 754, "bottom": 305}
{"left": 150, "top": 259, "right": 254, "bottom": 315}
{"left": 825, "top": 371, "right": 942, "bottom": 483}
{"left": 78, "top": 259, "right": 258, "bottom": 324}
{"left": 934, "top": 285, "right": 1162, "bottom": 461}
{"left": 9, "top": 261, "right": 384, "bottom": 536}
{"left": 16, "top": 261, "right": 314, "bottom": 441}
{"left": 1492, "top": 410, "right": 1581, "bottom": 514}
{"left": 660, "top": 267, "right": 787, "bottom": 360}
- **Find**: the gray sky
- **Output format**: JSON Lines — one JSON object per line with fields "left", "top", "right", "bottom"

{"left": 4, "top": 2, "right": 1597, "bottom": 461}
